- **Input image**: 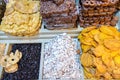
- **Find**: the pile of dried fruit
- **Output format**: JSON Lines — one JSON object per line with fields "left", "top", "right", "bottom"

{"left": 43, "top": 33, "right": 83, "bottom": 79}
{"left": 2, "top": 43, "right": 41, "bottom": 80}
{"left": 0, "top": 0, "right": 42, "bottom": 36}
{"left": 78, "top": 25, "right": 120, "bottom": 79}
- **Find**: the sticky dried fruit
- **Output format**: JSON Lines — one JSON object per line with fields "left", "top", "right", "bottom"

{"left": 0, "top": 0, "right": 41, "bottom": 36}
{"left": 80, "top": 53, "right": 93, "bottom": 67}
{"left": 78, "top": 25, "right": 120, "bottom": 79}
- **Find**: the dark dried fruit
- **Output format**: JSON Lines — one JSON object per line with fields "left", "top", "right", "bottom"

{"left": 1, "top": 43, "right": 41, "bottom": 80}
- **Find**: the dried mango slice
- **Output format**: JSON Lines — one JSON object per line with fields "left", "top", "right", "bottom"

{"left": 79, "top": 36, "right": 93, "bottom": 45}
{"left": 81, "top": 44, "right": 92, "bottom": 52}
{"left": 104, "top": 39, "right": 120, "bottom": 50}
{"left": 80, "top": 53, "right": 93, "bottom": 67}
{"left": 84, "top": 67, "right": 94, "bottom": 78}
{"left": 99, "top": 33, "right": 113, "bottom": 41}
{"left": 81, "top": 26, "right": 97, "bottom": 33}
{"left": 93, "top": 58, "right": 106, "bottom": 74}
{"left": 99, "top": 26, "right": 117, "bottom": 37}
{"left": 102, "top": 52, "right": 112, "bottom": 67}
{"left": 110, "top": 50, "right": 119, "bottom": 57}
{"left": 94, "top": 34, "right": 102, "bottom": 44}
{"left": 79, "top": 26, "right": 120, "bottom": 79}
{"left": 92, "top": 45, "right": 106, "bottom": 57}
{"left": 91, "top": 41, "right": 98, "bottom": 47}
{"left": 84, "top": 69, "right": 93, "bottom": 79}
{"left": 104, "top": 72, "right": 112, "bottom": 79}
{"left": 89, "top": 29, "right": 100, "bottom": 38}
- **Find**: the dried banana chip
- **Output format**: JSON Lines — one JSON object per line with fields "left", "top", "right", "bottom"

{"left": 0, "top": 0, "right": 41, "bottom": 36}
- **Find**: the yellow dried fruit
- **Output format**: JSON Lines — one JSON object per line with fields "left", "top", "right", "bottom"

{"left": 104, "top": 39, "right": 120, "bottom": 50}
{"left": 0, "top": 0, "right": 41, "bottom": 36}
{"left": 92, "top": 45, "right": 105, "bottom": 57}
{"left": 81, "top": 44, "right": 92, "bottom": 52}
{"left": 93, "top": 58, "right": 106, "bottom": 74}
{"left": 80, "top": 53, "right": 93, "bottom": 67}
{"left": 114, "top": 55, "right": 120, "bottom": 67}
{"left": 79, "top": 25, "right": 120, "bottom": 79}
{"left": 81, "top": 26, "right": 97, "bottom": 33}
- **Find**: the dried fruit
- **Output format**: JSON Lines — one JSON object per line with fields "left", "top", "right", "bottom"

{"left": 0, "top": 0, "right": 42, "bottom": 36}
{"left": 80, "top": 53, "right": 93, "bottom": 67}
{"left": 78, "top": 25, "right": 120, "bottom": 79}
{"left": 0, "top": 50, "right": 22, "bottom": 73}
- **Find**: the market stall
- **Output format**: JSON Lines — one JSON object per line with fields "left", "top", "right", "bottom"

{"left": 0, "top": 0, "right": 120, "bottom": 80}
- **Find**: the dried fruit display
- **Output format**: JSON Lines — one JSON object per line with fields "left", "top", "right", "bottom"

{"left": 79, "top": 0, "right": 119, "bottom": 27}
{"left": 43, "top": 33, "right": 84, "bottom": 79}
{"left": 1, "top": 43, "right": 41, "bottom": 80}
{"left": 40, "top": 0, "right": 77, "bottom": 29}
{"left": 0, "top": 0, "right": 42, "bottom": 36}
{"left": 78, "top": 25, "right": 120, "bottom": 79}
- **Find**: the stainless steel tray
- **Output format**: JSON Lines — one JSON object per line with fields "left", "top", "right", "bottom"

{"left": 0, "top": 39, "right": 84, "bottom": 80}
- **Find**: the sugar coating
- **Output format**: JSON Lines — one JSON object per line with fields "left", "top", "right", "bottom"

{"left": 43, "top": 33, "right": 84, "bottom": 79}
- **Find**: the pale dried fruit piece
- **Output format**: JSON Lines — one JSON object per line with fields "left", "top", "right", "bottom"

{"left": 0, "top": 0, "right": 41, "bottom": 36}
{"left": 8, "top": 50, "right": 22, "bottom": 65}
{"left": 80, "top": 53, "right": 93, "bottom": 67}
{"left": 8, "top": 53, "right": 19, "bottom": 65}
{"left": 0, "top": 55, "right": 9, "bottom": 67}
{"left": 112, "top": 74, "right": 120, "bottom": 79}
{"left": 14, "top": 0, "right": 40, "bottom": 14}
{"left": 0, "top": 50, "right": 22, "bottom": 73}
{"left": 104, "top": 39, "right": 120, "bottom": 50}
{"left": 5, "top": 6, "right": 14, "bottom": 16}
{"left": 104, "top": 72, "right": 112, "bottom": 79}
{"left": 112, "top": 68, "right": 120, "bottom": 78}
{"left": 4, "top": 63, "right": 18, "bottom": 73}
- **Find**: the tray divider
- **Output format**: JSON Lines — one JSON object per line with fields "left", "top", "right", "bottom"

{"left": 39, "top": 42, "right": 45, "bottom": 80}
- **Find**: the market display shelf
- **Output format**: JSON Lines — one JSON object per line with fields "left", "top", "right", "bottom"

{"left": 0, "top": 39, "right": 84, "bottom": 80}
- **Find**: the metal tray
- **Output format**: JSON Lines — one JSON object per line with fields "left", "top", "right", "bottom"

{"left": 0, "top": 38, "right": 84, "bottom": 80}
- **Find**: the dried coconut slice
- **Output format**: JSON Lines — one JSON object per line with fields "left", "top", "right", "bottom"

{"left": 43, "top": 33, "right": 83, "bottom": 79}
